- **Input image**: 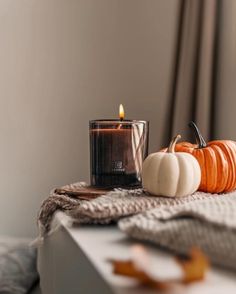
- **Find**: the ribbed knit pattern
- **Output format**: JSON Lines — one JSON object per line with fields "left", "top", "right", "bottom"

{"left": 38, "top": 182, "right": 233, "bottom": 236}
{"left": 37, "top": 182, "right": 236, "bottom": 268}
{"left": 119, "top": 194, "right": 236, "bottom": 270}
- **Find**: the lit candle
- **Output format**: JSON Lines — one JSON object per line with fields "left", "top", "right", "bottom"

{"left": 89, "top": 105, "right": 149, "bottom": 188}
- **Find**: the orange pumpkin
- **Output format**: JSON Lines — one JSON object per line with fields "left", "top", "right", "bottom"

{"left": 166, "top": 122, "right": 236, "bottom": 193}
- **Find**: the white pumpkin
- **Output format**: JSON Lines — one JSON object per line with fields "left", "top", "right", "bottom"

{"left": 142, "top": 135, "right": 201, "bottom": 197}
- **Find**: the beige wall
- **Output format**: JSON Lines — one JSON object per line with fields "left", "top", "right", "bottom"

{"left": 0, "top": 0, "right": 179, "bottom": 237}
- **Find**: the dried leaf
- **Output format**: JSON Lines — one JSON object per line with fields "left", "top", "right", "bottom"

{"left": 55, "top": 187, "right": 108, "bottom": 200}
{"left": 176, "top": 247, "right": 209, "bottom": 283}
{"left": 109, "top": 246, "right": 209, "bottom": 290}
{"left": 110, "top": 259, "right": 169, "bottom": 290}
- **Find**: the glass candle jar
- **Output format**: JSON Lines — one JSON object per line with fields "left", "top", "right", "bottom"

{"left": 89, "top": 119, "right": 149, "bottom": 188}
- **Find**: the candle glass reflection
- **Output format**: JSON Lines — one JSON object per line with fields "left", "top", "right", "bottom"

{"left": 90, "top": 120, "right": 149, "bottom": 188}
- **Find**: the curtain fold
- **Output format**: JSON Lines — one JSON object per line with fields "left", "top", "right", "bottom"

{"left": 167, "top": 0, "right": 220, "bottom": 143}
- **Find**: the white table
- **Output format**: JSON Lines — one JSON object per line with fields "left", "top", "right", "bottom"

{"left": 38, "top": 212, "right": 236, "bottom": 294}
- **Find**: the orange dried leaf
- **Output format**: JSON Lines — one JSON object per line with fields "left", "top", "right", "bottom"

{"left": 109, "top": 246, "right": 209, "bottom": 290}
{"left": 176, "top": 247, "right": 209, "bottom": 283}
{"left": 109, "top": 259, "right": 169, "bottom": 290}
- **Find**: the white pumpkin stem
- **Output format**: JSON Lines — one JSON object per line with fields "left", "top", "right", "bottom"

{"left": 167, "top": 134, "right": 181, "bottom": 153}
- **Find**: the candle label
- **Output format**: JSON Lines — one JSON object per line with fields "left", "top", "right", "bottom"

{"left": 112, "top": 161, "right": 125, "bottom": 173}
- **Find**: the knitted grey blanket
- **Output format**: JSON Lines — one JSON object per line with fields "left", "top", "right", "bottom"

{"left": 37, "top": 182, "right": 236, "bottom": 269}
{"left": 38, "top": 182, "right": 204, "bottom": 238}
{"left": 38, "top": 182, "right": 231, "bottom": 235}
{"left": 119, "top": 195, "right": 236, "bottom": 270}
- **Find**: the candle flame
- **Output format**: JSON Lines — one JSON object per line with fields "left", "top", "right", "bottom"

{"left": 119, "top": 104, "right": 124, "bottom": 120}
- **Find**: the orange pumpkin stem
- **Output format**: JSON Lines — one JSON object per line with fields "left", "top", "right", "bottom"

{"left": 167, "top": 134, "right": 181, "bottom": 153}
{"left": 188, "top": 121, "right": 207, "bottom": 148}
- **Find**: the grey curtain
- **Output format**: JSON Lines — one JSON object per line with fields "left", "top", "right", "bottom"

{"left": 167, "top": 0, "right": 220, "bottom": 143}
{"left": 214, "top": 0, "right": 236, "bottom": 140}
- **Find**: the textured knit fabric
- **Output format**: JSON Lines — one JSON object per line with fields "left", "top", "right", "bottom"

{"left": 38, "top": 182, "right": 236, "bottom": 268}
{"left": 0, "top": 237, "right": 38, "bottom": 294}
{"left": 38, "top": 182, "right": 88, "bottom": 238}
{"left": 119, "top": 195, "right": 236, "bottom": 270}
{"left": 37, "top": 182, "right": 233, "bottom": 239}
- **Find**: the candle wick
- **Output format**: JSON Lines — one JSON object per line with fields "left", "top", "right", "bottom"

{"left": 118, "top": 117, "right": 123, "bottom": 129}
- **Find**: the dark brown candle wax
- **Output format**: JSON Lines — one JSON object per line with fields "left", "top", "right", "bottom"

{"left": 90, "top": 120, "right": 148, "bottom": 188}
